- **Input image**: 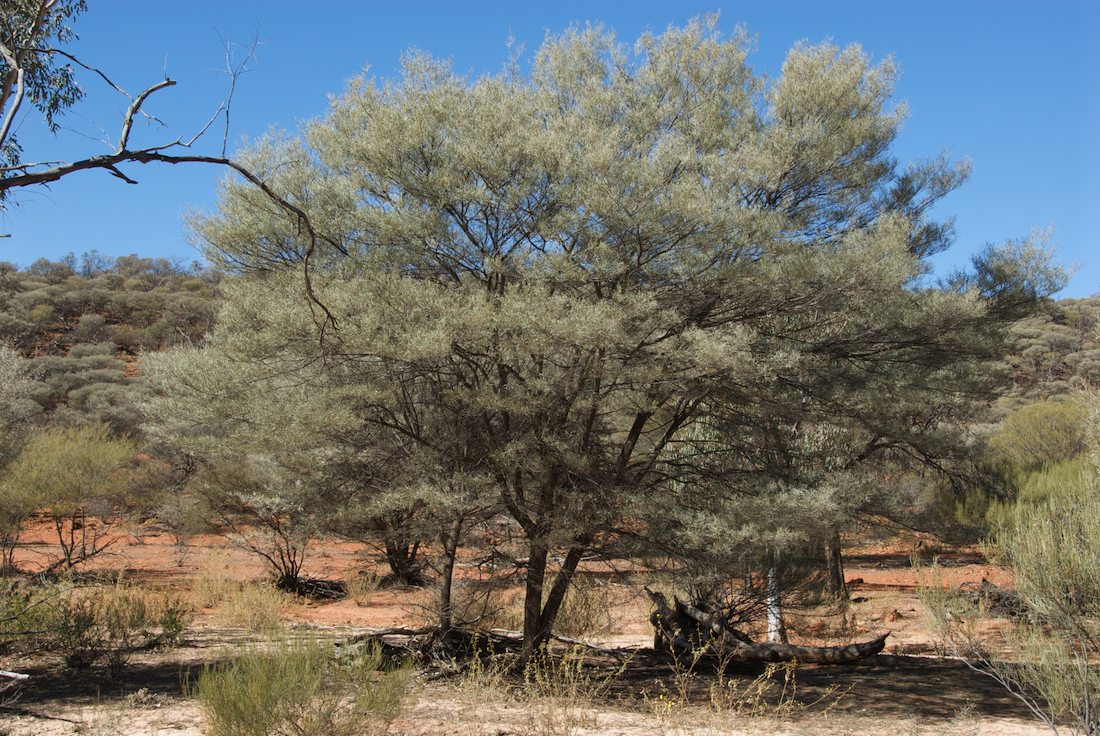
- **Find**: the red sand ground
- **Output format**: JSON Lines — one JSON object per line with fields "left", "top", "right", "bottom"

{"left": 2, "top": 517, "right": 1050, "bottom": 736}
{"left": 9, "top": 515, "right": 1010, "bottom": 649}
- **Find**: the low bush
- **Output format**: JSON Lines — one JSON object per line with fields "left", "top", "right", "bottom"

{"left": 345, "top": 572, "right": 381, "bottom": 607}
{"left": 219, "top": 581, "right": 289, "bottom": 634}
{"left": 45, "top": 582, "right": 193, "bottom": 677}
{"left": 0, "top": 579, "right": 51, "bottom": 656}
{"left": 2, "top": 579, "right": 191, "bottom": 679}
{"left": 189, "top": 575, "right": 289, "bottom": 633}
{"left": 196, "top": 637, "right": 412, "bottom": 736}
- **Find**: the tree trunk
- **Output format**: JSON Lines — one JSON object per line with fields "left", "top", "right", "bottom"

{"left": 384, "top": 537, "right": 423, "bottom": 585}
{"left": 826, "top": 531, "right": 848, "bottom": 600}
{"left": 437, "top": 517, "right": 462, "bottom": 631}
{"left": 532, "top": 546, "right": 585, "bottom": 643}
{"left": 519, "top": 544, "right": 588, "bottom": 660}
{"left": 766, "top": 566, "right": 788, "bottom": 644}
{"left": 521, "top": 542, "right": 549, "bottom": 656}
{"left": 0, "top": 538, "right": 16, "bottom": 573}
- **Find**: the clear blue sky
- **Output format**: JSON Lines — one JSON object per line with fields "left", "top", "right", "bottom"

{"left": 2, "top": 0, "right": 1097, "bottom": 297}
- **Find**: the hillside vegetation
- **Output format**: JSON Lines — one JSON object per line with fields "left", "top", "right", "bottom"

{"left": 0, "top": 252, "right": 220, "bottom": 434}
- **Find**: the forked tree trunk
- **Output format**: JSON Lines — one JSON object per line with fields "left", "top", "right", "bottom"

{"left": 384, "top": 537, "right": 422, "bottom": 584}
{"left": 520, "top": 544, "right": 586, "bottom": 659}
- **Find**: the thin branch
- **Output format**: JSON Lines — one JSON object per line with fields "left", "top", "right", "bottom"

{"left": 0, "top": 159, "right": 65, "bottom": 172}
{"left": 182, "top": 34, "right": 257, "bottom": 150}
{"left": 214, "top": 31, "right": 258, "bottom": 157}
{"left": 0, "top": 15, "right": 333, "bottom": 337}
{"left": 29, "top": 46, "right": 121, "bottom": 96}
{"left": 0, "top": 146, "right": 336, "bottom": 333}
{"left": 117, "top": 79, "right": 175, "bottom": 152}
{"left": 31, "top": 46, "right": 170, "bottom": 130}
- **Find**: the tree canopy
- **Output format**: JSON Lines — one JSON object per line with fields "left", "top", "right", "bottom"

{"left": 147, "top": 19, "right": 1063, "bottom": 653}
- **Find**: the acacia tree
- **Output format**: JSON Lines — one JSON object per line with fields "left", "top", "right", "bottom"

{"left": 172, "top": 20, "right": 1060, "bottom": 655}
{"left": 3, "top": 423, "right": 134, "bottom": 570}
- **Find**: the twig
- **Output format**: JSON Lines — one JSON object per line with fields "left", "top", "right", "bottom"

{"left": 25, "top": 46, "right": 165, "bottom": 129}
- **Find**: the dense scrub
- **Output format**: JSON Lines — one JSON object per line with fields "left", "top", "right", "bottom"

{"left": 0, "top": 253, "right": 221, "bottom": 432}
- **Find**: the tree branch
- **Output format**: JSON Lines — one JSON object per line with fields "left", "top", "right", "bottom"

{"left": 0, "top": 27, "right": 334, "bottom": 336}
{"left": 116, "top": 79, "right": 175, "bottom": 152}
{"left": 0, "top": 67, "right": 24, "bottom": 152}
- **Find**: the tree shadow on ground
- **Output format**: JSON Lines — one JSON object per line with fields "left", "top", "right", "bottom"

{"left": 610, "top": 653, "right": 1029, "bottom": 723}
{"left": 4, "top": 640, "right": 1030, "bottom": 727}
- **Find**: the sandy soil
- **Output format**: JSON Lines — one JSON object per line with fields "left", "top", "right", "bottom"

{"left": 0, "top": 520, "right": 1047, "bottom": 735}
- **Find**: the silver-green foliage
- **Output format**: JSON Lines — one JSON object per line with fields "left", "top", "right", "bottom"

{"left": 992, "top": 462, "right": 1100, "bottom": 733}
{"left": 156, "top": 18, "right": 1062, "bottom": 648}
{"left": 0, "top": 345, "right": 38, "bottom": 569}
{"left": 0, "top": 343, "right": 36, "bottom": 455}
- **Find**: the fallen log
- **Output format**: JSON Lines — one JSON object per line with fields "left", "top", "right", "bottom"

{"left": 336, "top": 625, "right": 520, "bottom": 667}
{"left": 646, "top": 588, "right": 887, "bottom": 665}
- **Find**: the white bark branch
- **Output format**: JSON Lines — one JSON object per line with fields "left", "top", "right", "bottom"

{"left": 0, "top": 66, "right": 25, "bottom": 153}
{"left": 116, "top": 79, "right": 175, "bottom": 153}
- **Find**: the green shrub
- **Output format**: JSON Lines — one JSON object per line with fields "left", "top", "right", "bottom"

{"left": 0, "top": 313, "right": 37, "bottom": 349}
{"left": 991, "top": 398, "right": 1088, "bottom": 469}
{"left": 0, "top": 580, "right": 51, "bottom": 656}
{"left": 157, "top": 600, "right": 191, "bottom": 647}
{"left": 45, "top": 583, "right": 183, "bottom": 677}
{"left": 4, "top": 424, "right": 136, "bottom": 570}
{"left": 72, "top": 313, "right": 110, "bottom": 343}
{"left": 28, "top": 302, "right": 55, "bottom": 327}
{"left": 14, "top": 581, "right": 193, "bottom": 678}
{"left": 196, "top": 638, "right": 412, "bottom": 736}
{"left": 922, "top": 452, "right": 1100, "bottom": 735}
{"left": 110, "top": 324, "right": 148, "bottom": 353}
